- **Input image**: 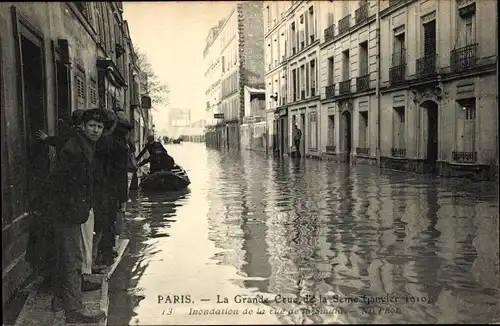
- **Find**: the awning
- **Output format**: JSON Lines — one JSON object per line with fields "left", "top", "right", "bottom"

{"left": 244, "top": 86, "right": 265, "bottom": 93}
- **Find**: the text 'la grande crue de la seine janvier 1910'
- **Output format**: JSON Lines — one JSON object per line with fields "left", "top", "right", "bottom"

{"left": 157, "top": 293, "right": 434, "bottom": 317}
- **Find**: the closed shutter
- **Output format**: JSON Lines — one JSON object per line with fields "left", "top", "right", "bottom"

{"left": 423, "top": 20, "right": 436, "bottom": 56}
{"left": 305, "top": 63, "right": 310, "bottom": 96}
{"left": 75, "top": 70, "right": 86, "bottom": 110}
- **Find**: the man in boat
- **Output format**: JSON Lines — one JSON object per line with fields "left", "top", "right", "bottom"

{"left": 136, "top": 135, "right": 175, "bottom": 174}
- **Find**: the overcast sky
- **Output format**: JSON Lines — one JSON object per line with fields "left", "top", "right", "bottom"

{"left": 123, "top": 1, "right": 236, "bottom": 135}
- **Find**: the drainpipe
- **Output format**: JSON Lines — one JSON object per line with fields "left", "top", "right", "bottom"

{"left": 376, "top": 0, "right": 381, "bottom": 168}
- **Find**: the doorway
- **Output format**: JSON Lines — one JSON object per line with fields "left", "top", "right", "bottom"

{"left": 424, "top": 101, "right": 439, "bottom": 172}
{"left": 341, "top": 111, "right": 352, "bottom": 163}
{"left": 20, "top": 33, "right": 49, "bottom": 196}
{"left": 300, "top": 113, "right": 305, "bottom": 155}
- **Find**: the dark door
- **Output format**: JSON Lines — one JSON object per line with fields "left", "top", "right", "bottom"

{"left": 427, "top": 104, "right": 438, "bottom": 172}
{"left": 300, "top": 113, "right": 305, "bottom": 155}
{"left": 343, "top": 111, "right": 352, "bottom": 163}
{"left": 20, "top": 34, "right": 49, "bottom": 196}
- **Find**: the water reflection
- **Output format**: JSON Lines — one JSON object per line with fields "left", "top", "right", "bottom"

{"left": 108, "top": 186, "right": 190, "bottom": 326}
{"left": 109, "top": 143, "right": 499, "bottom": 325}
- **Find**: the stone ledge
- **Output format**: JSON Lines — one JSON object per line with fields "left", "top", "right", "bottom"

{"left": 13, "top": 238, "right": 129, "bottom": 326}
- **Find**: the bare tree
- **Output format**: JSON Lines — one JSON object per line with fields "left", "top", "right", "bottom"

{"left": 134, "top": 44, "right": 170, "bottom": 109}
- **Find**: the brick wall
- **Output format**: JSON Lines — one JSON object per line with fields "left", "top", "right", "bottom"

{"left": 238, "top": 1, "right": 265, "bottom": 121}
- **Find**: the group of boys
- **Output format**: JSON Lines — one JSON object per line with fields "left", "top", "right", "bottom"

{"left": 31, "top": 108, "right": 133, "bottom": 323}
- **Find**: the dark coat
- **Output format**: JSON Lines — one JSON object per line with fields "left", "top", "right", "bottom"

{"left": 39, "top": 132, "right": 95, "bottom": 224}
{"left": 108, "top": 126, "right": 130, "bottom": 203}
{"left": 93, "top": 135, "right": 113, "bottom": 229}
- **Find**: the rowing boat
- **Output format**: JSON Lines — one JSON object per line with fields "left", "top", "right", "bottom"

{"left": 139, "top": 164, "right": 191, "bottom": 192}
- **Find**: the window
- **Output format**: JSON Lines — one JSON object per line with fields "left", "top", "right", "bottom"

{"left": 305, "top": 62, "right": 310, "bottom": 97}
{"left": 89, "top": 78, "right": 97, "bottom": 106}
{"left": 327, "top": 13, "right": 335, "bottom": 27}
{"left": 300, "top": 65, "right": 305, "bottom": 99}
{"left": 292, "top": 69, "right": 297, "bottom": 102}
{"left": 310, "top": 59, "right": 316, "bottom": 96}
{"left": 308, "top": 111, "right": 317, "bottom": 150}
{"left": 358, "top": 111, "right": 368, "bottom": 148}
{"left": 266, "top": 5, "right": 271, "bottom": 29}
{"left": 299, "top": 30, "right": 305, "bottom": 50}
{"left": 342, "top": 1, "right": 349, "bottom": 16}
{"left": 455, "top": 99, "right": 476, "bottom": 154}
{"left": 423, "top": 20, "right": 436, "bottom": 57}
{"left": 392, "top": 106, "right": 405, "bottom": 149}
{"left": 393, "top": 29, "right": 405, "bottom": 66}
{"left": 75, "top": 68, "right": 86, "bottom": 110}
{"left": 457, "top": 2, "right": 476, "bottom": 46}
{"left": 342, "top": 50, "right": 350, "bottom": 80}
{"left": 290, "top": 22, "right": 296, "bottom": 54}
{"left": 327, "top": 56, "right": 334, "bottom": 85}
{"left": 328, "top": 114, "right": 335, "bottom": 146}
{"left": 359, "top": 41, "right": 368, "bottom": 76}
{"left": 308, "top": 6, "right": 315, "bottom": 42}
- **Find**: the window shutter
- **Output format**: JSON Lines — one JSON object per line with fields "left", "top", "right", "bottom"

{"left": 423, "top": 21, "right": 436, "bottom": 56}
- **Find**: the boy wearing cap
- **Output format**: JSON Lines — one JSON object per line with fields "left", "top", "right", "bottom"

{"left": 41, "top": 108, "right": 106, "bottom": 322}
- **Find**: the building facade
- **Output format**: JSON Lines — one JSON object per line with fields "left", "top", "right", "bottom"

{"left": 204, "top": 1, "right": 265, "bottom": 150}
{"left": 0, "top": 2, "right": 148, "bottom": 304}
{"left": 240, "top": 85, "right": 266, "bottom": 151}
{"left": 377, "top": 0, "right": 497, "bottom": 180}
{"left": 264, "top": 1, "right": 322, "bottom": 158}
{"left": 318, "top": 0, "right": 379, "bottom": 164}
{"left": 268, "top": 0, "right": 497, "bottom": 180}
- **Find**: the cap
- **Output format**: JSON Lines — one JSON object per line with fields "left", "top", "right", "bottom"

{"left": 82, "top": 108, "right": 107, "bottom": 124}
{"left": 115, "top": 109, "right": 133, "bottom": 130}
{"left": 71, "top": 109, "right": 86, "bottom": 126}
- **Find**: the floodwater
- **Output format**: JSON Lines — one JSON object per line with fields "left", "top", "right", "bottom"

{"left": 108, "top": 142, "right": 499, "bottom": 325}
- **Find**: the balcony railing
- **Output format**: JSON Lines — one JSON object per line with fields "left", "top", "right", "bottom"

{"left": 356, "top": 74, "right": 369, "bottom": 92}
{"left": 326, "top": 145, "right": 336, "bottom": 152}
{"left": 325, "top": 84, "right": 336, "bottom": 99}
{"left": 416, "top": 53, "right": 437, "bottom": 77}
{"left": 324, "top": 24, "right": 335, "bottom": 43}
{"left": 452, "top": 151, "right": 477, "bottom": 163}
{"left": 451, "top": 43, "right": 478, "bottom": 72}
{"left": 356, "top": 147, "right": 370, "bottom": 155}
{"left": 338, "top": 15, "right": 351, "bottom": 34}
{"left": 355, "top": 3, "right": 368, "bottom": 25}
{"left": 389, "top": 65, "right": 406, "bottom": 84}
{"left": 391, "top": 148, "right": 406, "bottom": 157}
{"left": 339, "top": 79, "right": 351, "bottom": 94}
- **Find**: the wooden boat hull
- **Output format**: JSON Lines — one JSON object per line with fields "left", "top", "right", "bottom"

{"left": 139, "top": 165, "right": 190, "bottom": 192}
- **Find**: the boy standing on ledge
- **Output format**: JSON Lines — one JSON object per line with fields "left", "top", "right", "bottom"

{"left": 40, "top": 108, "right": 107, "bottom": 323}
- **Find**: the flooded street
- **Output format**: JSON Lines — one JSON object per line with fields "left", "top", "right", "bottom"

{"left": 108, "top": 142, "right": 499, "bottom": 325}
